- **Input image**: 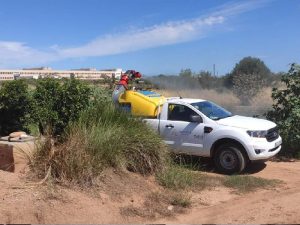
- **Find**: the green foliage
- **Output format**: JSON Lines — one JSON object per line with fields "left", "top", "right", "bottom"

{"left": 32, "top": 90, "right": 168, "bottom": 184}
{"left": 267, "top": 63, "right": 300, "bottom": 156}
{"left": 229, "top": 57, "right": 271, "bottom": 104}
{"left": 32, "top": 78, "right": 61, "bottom": 135}
{"left": 230, "top": 56, "right": 271, "bottom": 82}
{"left": 32, "top": 78, "right": 91, "bottom": 136}
{"left": 156, "top": 165, "right": 196, "bottom": 190}
{"left": 0, "top": 80, "right": 32, "bottom": 135}
{"left": 156, "top": 164, "right": 223, "bottom": 190}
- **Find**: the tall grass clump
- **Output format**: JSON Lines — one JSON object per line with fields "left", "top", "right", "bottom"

{"left": 31, "top": 88, "right": 168, "bottom": 185}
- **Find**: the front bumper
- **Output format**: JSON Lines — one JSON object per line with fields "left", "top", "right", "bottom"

{"left": 247, "top": 136, "right": 282, "bottom": 161}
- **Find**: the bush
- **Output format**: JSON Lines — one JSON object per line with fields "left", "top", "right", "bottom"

{"left": 32, "top": 78, "right": 91, "bottom": 136}
{"left": 31, "top": 89, "right": 168, "bottom": 184}
{"left": 267, "top": 63, "right": 300, "bottom": 156}
{"left": 0, "top": 80, "right": 32, "bottom": 135}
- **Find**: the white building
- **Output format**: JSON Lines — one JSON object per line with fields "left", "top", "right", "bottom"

{"left": 0, "top": 74, "right": 14, "bottom": 81}
{"left": 0, "top": 68, "right": 123, "bottom": 81}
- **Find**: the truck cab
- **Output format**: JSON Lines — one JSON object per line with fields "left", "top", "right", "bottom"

{"left": 144, "top": 97, "right": 282, "bottom": 174}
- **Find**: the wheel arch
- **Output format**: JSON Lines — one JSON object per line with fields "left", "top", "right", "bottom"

{"left": 210, "top": 138, "right": 250, "bottom": 161}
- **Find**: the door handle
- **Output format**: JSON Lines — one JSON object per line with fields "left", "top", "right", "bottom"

{"left": 165, "top": 124, "right": 174, "bottom": 128}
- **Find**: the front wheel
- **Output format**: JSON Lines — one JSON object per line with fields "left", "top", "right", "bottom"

{"left": 214, "top": 144, "right": 247, "bottom": 174}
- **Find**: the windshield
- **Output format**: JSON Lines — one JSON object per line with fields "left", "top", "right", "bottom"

{"left": 191, "top": 101, "right": 232, "bottom": 120}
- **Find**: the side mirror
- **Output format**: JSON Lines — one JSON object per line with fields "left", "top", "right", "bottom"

{"left": 190, "top": 115, "right": 203, "bottom": 123}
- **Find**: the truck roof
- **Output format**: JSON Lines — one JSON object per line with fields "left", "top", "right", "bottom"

{"left": 166, "top": 97, "right": 206, "bottom": 104}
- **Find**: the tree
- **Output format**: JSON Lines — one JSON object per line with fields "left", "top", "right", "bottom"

{"left": 197, "top": 71, "right": 213, "bottom": 88}
{"left": 229, "top": 57, "right": 271, "bottom": 104}
{"left": 32, "top": 78, "right": 91, "bottom": 136}
{"left": 179, "top": 68, "right": 193, "bottom": 78}
{"left": 230, "top": 57, "right": 271, "bottom": 82}
{"left": 0, "top": 80, "right": 32, "bottom": 135}
{"left": 266, "top": 63, "right": 300, "bottom": 157}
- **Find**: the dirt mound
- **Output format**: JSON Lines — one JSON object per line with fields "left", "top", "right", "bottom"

{"left": 0, "top": 166, "right": 165, "bottom": 223}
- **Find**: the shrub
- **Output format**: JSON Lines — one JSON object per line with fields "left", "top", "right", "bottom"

{"left": 267, "top": 63, "right": 300, "bottom": 156}
{"left": 0, "top": 80, "right": 32, "bottom": 135}
{"left": 32, "top": 78, "right": 91, "bottom": 136}
{"left": 31, "top": 89, "right": 168, "bottom": 184}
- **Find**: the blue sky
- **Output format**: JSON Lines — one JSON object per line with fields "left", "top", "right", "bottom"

{"left": 0, "top": 0, "right": 299, "bottom": 75}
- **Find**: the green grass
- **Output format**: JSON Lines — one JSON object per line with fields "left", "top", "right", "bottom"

{"left": 223, "top": 175, "right": 280, "bottom": 192}
{"left": 156, "top": 165, "right": 196, "bottom": 190}
{"left": 156, "top": 163, "right": 280, "bottom": 193}
{"left": 31, "top": 89, "right": 168, "bottom": 185}
{"left": 156, "top": 164, "right": 223, "bottom": 190}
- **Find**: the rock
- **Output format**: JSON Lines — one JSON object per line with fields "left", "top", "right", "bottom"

{"left": 167, "top": 205, "right": 174, "bottom": 211}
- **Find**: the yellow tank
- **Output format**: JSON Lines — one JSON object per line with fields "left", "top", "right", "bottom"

{"left": 118, "top": 90, "right": 166, "bottom": 117}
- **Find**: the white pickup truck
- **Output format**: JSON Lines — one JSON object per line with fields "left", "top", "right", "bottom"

{"left": 145, "top": 97, "right": 282, "bottom": 174}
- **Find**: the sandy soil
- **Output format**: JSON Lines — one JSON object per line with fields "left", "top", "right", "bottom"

{"left": 159, "top": 161, "right": 300, "bottom": 224}
{"left": 0, "top": 143, "right": 299, "bottom": 224}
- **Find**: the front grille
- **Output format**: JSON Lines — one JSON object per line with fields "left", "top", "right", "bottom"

{"left": 266, "top": 126, "right": 279, "bottom": 142}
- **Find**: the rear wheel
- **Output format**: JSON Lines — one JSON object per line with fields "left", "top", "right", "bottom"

{"left": 214, "top": 144, "right": 247, "bottom": 174}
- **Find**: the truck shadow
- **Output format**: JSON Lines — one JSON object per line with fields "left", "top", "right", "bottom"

{"left": 243, "top": 162, "right": 267, "bottom": 174}
{"left": 172, "top": 154, "right": 267, "bottom": 175}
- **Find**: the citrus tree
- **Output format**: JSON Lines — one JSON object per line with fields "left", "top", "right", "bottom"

{"left": 32, "top": 78, "right": 91, "bottom": 136}
{"left": 266, "top": 63, "right": 300, "bottom": 157}
{"left": 0, "top": 80, "right": 32, "bottom": 135}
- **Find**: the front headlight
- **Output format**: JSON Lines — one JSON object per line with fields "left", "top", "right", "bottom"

{"left": 247, "top": 130, "right": 268, "bottom": 138}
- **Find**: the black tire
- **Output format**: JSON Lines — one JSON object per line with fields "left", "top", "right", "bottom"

{"left": 214, "top": 144, "right": 247, "bottom": 174}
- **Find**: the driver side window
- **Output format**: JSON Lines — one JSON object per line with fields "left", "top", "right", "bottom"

{"left": 168, "top": 104, "right": 199, "bottom": 122}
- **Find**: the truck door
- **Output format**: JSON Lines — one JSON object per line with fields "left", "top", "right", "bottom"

{"left": 159, "top": 103, "right": 205, "bottom": 155}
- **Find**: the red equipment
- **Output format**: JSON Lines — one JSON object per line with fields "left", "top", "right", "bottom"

{"left": 117, "top": 70, "right": 142, "bottom": 89}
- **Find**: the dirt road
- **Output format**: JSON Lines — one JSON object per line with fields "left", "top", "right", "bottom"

{"left": 0, "top": 156, "right": 299, "bottom": 223}
{"left": 159, "top": 161, "right": 300, "bottom": 224}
